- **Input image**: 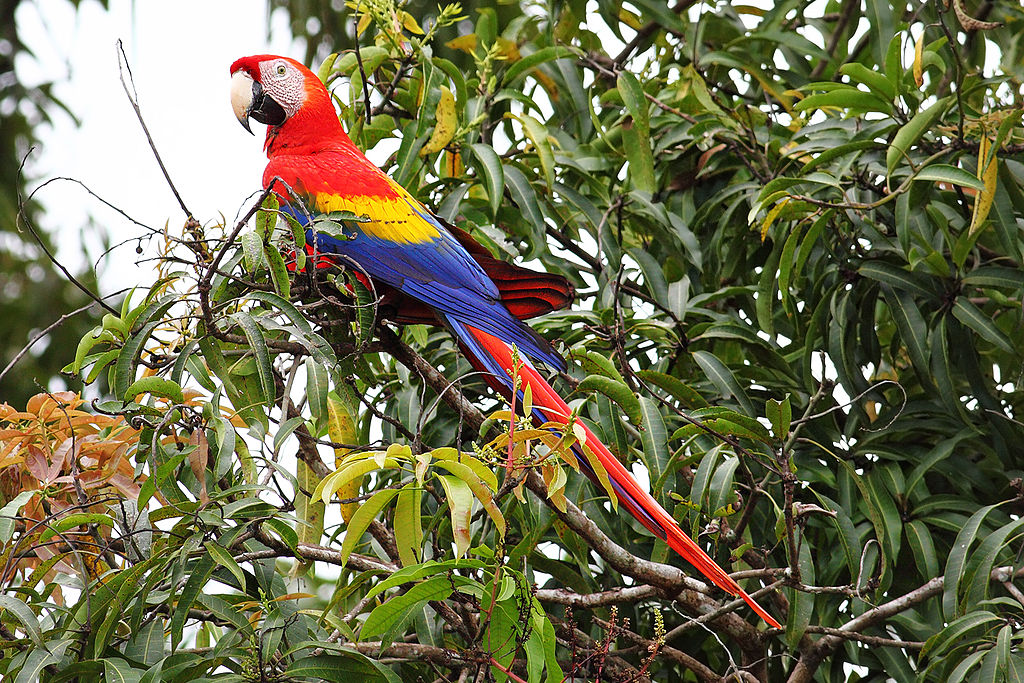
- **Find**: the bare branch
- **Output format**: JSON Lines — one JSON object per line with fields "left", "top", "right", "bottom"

{"left": 116, "top": 40, "right": 193, "bottom": 221}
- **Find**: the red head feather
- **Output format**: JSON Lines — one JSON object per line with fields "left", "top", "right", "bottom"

{"left": 230, "top": 55, "right": 352, "bottom": 156}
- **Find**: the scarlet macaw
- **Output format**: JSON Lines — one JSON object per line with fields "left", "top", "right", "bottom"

{"left": 229, "top": 54, "right": 780, "bottom": 628}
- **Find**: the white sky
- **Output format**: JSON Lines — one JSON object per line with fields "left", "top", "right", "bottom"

{"left": 17, "top": 0, "right": 302, "bottom": 292}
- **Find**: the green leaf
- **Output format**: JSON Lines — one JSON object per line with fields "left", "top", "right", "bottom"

{"left": 366, "top": 559, "right": 485, "bottom": 601}
{"left": 348, "top": 275, "right": 377, "bottom": 346}
{"left": 433, "top": 459, "right": 505, "bottom": 537}
{"left": 285, "top": 653, "right": 393, "bottom": 683}
{"left": 905, "top": 519, "right": 939, "bottom": 580}
{"left": 962, "top": 266, "right": 1024, "bottom": 290}
{"left": 880, "top": 285, "right": 932, "bottom": 387}
{"left": 484, "top": 592, "right": 519, "bottom": 681}
{"left": 964, "top": 516, "right": 1024, "bottom": 607}
{"left": 305, "top": 358, "right": 330, "bottom": 431}
{"left": 503, "top": 164, "right": 546, "bottom": 234}
{"left": 0, "top": 491, "right": 35, "bottom": 543}
{"left": 38, "top": 513, "right": 114, "bottom": 543}
{"left": 569, "top": 347, "right": 627, "bottom": 384}
{"left": 951, "top": 298, "right": 1014, "bottom": 353}
{"left": 264, "top": 239, "right": 292, "bottom": 298}
{"left": 916, "top": 164, "right": 986, "bottom": 191}
{"left": 794, "top": 87, "right": 891, "bottom": 114}
{"left": 103, "top": 657, "right": 143, "bottom": 683}
{"left": 943, "top": 504, "right": 1000, "bottom": 621}
{"left": 858, "top": 261, "right": 938, "bottom": 300}
{"left": 469, "top": 143, "right": 505, "bottom": 217}
{"left": 112, "top": 319, "right": 163, "bottom": 401}
{"left": 360, "top": 575, "right": 454, "bottom": 644}
{"left": 122, "top": 620, "right": 165, "bottom": 667}
{"left": 638, "top": 397, "right": 668, "bottom": 488}
{"left": 635, "top": 370, "right": 708, "bottom": 408}
{"left": 123, "top": 376, "right": 185, "bottom": 404}
{"left": 502, "top": 47, "right": 576, "bottom": 86}
{"left": 785, "top": 538, "right": 816, "bottom": 647}
{"left": 437, "top": 474, "right": 474, "bottom": 558}
{"left": 508, "top": 112, "right": 555, "bottom": 188}
{"left": 340, "top": 488, "right": 400, "bottom": 566}
{"left": 170, "top": 553, "right": 216, "bottom": 647}
{"left": 887, "top": 96, "right": 951, "bottom": 173}
{"left": 692, "top": 350, "right": 753, "bottom": 416}
{"left": 865, "top": 470, "right": 902, "bottom": 573}
{"left": 0, "top": 594, "right": 46, "bottom": 651}
{"left": 765, "top": 395, "right": 792, "bottom": 439}
{"left": 671, "top": 407, "right": 772, "bottom": 445}
{"left": 204, "top": 541, "right": 246, "bottom": 589}
{"left": 241, "top": 230, "right": 264, "bottom": 272}
{"left": 708, "top": 455, "right": 740, "bottom": 516}
{"left": 621, "top": 120, "right": 656, "bottom": 193}
{"left": 689, "top": 445, "right": 722, "bottom": 516}
{"left": 256, "top": 192, "right": 279, "bottom": 240}
{"left": 231, "top": 312, "right": 275, "bottom": 407}
{"left": 315, "top": 455, "right": 401, "bottom": 506}
{"left": 922, "top": 610, "right": 1003, "bottom": 658}
{"left": 838, "top": 62, "right": 895, "bottom": 101}
{"left": 393, "top": 482, "right": 423, "bottom": 566}
{"left": 575, "top": 375, "right": 641, "bottom": 425}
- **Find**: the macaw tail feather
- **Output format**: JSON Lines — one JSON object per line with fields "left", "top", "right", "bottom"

{"left": 448, "top": 318, "right": 781, "bottom": 630}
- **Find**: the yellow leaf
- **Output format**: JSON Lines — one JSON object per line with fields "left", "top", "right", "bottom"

{"left": 400, "top": 11, "right": 425, "bottom": 35}
{"left": 617, "top": 8, "right": 642, "bottom": 30}
{"left": 356, "top": 13, "right": 371, "bottom": 37}
{"left": 385, "top": 442, "right": 412, "bottom": 460}
{"left": 419, "top": 86, "right": 458, "bottom": 156}
{"left": 445, "top": 34, "right": 477, "bottom": 53}
{"left": 733, "top": 4, "right": 766, "bottom": 16}
{"left": 442, "top": 150, "right": 463, "bottom": 178}
{"left": 531, "top": 68, "right": 559, "bottom": 101}
{"left": 760, "top": 198, "right": 791, "bottom": 241}
{"left": 913, "top": 30, "right": 925, "bottom": 87}
{"left": 327, "top": 392, "right": 359, "bottom": 522}
{"left": 969, "top": 135, "right": 998, "bottom": 236}
{"left": 542, "top": 463, "right": 568, "bottom": 513}
{"left": 495, "top": 37, "right": 520, "bottom": 62}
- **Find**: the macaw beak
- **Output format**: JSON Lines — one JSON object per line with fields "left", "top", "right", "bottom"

{"left": 230, "top": 70, "right": 287, "bottom": 134}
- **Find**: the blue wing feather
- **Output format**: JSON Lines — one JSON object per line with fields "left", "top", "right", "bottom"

{"left": 281, "top": 203, "right": 566, "bottom": 370}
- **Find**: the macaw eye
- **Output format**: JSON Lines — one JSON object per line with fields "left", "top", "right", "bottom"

{"left": 276, "top": 64, "right": 287, "bottom": 76}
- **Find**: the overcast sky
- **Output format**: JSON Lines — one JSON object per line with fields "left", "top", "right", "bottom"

{"left": 18, "top": 0, "right": 302, "bottom": 292}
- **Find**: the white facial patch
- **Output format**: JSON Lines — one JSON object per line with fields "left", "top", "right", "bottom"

{"left": 258, "top": 59, "right": 306, "bottom": 119}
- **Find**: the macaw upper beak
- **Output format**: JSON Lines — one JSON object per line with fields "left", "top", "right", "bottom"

{"left": 230, "top": 70, "right": 287, "bottom": 134}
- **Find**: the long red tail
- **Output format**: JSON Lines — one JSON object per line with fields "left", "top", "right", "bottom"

{"left": 451, "top": 320, "right": 780, "bottom": 629}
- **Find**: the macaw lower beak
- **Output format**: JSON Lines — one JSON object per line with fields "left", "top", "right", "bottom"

{"left": 230, "top": 70, "right": 286, "bottom": 134}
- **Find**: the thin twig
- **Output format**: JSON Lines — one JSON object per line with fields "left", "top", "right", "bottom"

{"left": 0, "top": 302, "right": 97, "bottom": 384}
{"left": 15, "top": 155, "right": 119, "bottom": 316}
{"left": 116, "top": 41, "right": 193, "bottom": 221}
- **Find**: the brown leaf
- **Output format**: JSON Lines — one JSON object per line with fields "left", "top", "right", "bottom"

{"left": 952, "top": 0, "right": 1001, "bottom": 31}
{"left": 189, "top": 429, "right": 210, "bottom": 505}
{"left": 25, "top": 445, "right": 50, "bottom": 483}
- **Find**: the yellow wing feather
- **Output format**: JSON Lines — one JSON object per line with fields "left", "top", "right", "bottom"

{"left": 313, "top": 182, "right": 440, "bottom": 244}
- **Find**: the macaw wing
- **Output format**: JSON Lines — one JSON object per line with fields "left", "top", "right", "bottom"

{"left": 354, "top": 219, "right": 575, "bottom": 325}
{"left": 277, "top": 176, "right": 565, "bottom": 370}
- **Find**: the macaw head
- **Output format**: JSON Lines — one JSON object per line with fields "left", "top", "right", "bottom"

{"left": 230, "top": 54, "right": 343, "bottom": 152}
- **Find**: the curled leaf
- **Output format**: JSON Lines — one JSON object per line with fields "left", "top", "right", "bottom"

{"left": 420, "top": 86, "right": 457, "bottom": 156}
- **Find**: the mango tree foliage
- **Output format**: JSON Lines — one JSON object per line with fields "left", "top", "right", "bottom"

{"left": 2, "top": 0, "right": 1024, "bottom": 680}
